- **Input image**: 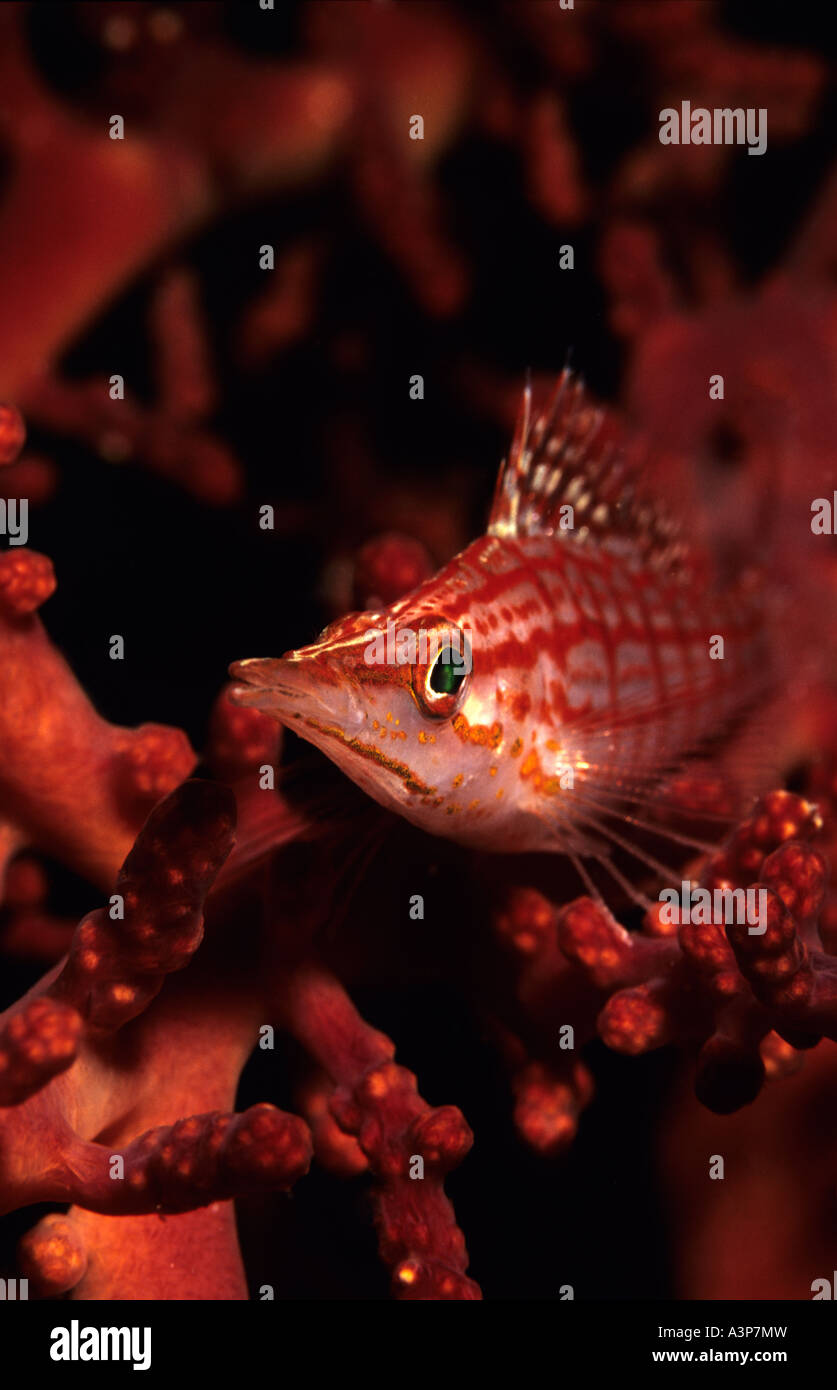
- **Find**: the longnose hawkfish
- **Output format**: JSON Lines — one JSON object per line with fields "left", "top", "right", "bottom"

{"left": 230, "top": 371, "right": 778, "bottom": 901}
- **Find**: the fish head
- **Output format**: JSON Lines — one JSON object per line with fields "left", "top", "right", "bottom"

{"left": 229, "top": 561, "right": 548, "bottom": 848}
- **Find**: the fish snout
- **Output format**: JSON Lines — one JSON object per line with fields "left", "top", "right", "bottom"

{"left": 228, "top": 656, "right": 366, "bottom": 735}
{"left": 228, "top": 656, "right": 299, "bottom": 711}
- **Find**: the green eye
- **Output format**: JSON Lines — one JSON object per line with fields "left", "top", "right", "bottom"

{"left": 422, "top": 637, "right": 471, "bottom": 715}
{"left": 410, "top": 622, "right": 471, "bottom": 718}
{"left": 429, "top": 648, "right": 467, "bottom": 695}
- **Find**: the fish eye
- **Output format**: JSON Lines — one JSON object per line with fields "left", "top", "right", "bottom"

{"left": 428, "top": 649, "right": 467, "bottom": 696}
{"left": 411, "top": 627, "right": 471, "bottom": 718}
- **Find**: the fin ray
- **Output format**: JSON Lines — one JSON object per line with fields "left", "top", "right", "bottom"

{"left": 488, "top": 369, "right": 689, "bottom": 576}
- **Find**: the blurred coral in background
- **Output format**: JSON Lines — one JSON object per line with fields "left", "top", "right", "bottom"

{"left": 1, "top": 0, "right": 836, "bottom": 1300}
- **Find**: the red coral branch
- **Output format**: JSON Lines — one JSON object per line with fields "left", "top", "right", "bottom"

{"left": 278, "top": 963, "right": 480, "bottom": 1299}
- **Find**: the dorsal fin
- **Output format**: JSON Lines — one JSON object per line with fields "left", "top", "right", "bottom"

{"left": 488, "top": 369, "right": 689, "bottom": 576}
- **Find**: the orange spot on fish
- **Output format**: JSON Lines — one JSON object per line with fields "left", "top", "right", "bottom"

{"left": 520, "top": 750, "right": 541, "bottom": 779}
{"left": 452, "top": 712, "right": 502, "bottom": 748}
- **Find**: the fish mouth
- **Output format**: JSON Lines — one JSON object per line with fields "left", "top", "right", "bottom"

{"left": 228, "top": 656, "right": 366, "bottom": 736}
{"left": 230, "top": 656, "right": 433, "bottom": 800}
{"left": 229, "top": 657, "right": 299, "bottom": 700}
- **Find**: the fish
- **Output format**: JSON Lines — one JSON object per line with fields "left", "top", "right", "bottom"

{"left": 230, "top": 371, "right": 779, "bottom": 894}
